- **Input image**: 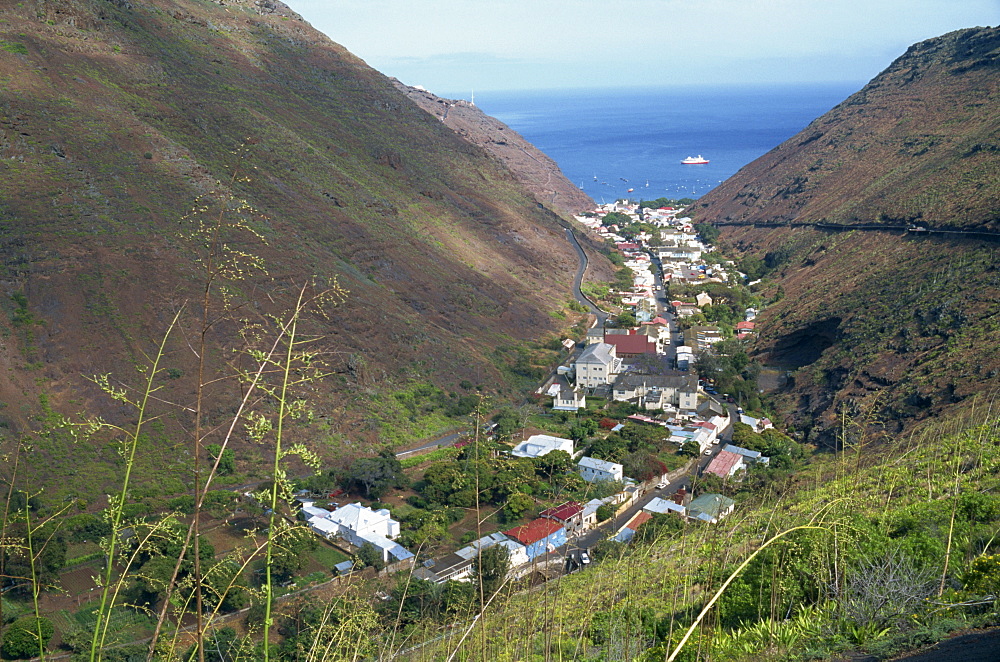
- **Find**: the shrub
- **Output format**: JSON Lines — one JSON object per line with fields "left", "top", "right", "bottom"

{"left": 2, "top": 616, "right": 54, "bottom": 659}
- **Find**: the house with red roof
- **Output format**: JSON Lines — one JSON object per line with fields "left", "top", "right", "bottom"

{"left": 603, "top": 333, "right": 657, "bottom": 358}
{"left": 736, "top": 321, "right": 756, "bottom": 338}
{"left": 613, "top": 511, "right": 653, "bottom": 542}
{"left": 540, "top": 501, "right": 587, "bottom": 534}
{"left": 504, "top": 518, "right": 567, "bottom": 560}
{"left": 703, "top": 450, "right": 746, "bottom": 479}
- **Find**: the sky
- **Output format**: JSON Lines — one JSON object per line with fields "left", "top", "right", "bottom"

{"left": 288, "top": 1, "right": 998, "bottom": 96}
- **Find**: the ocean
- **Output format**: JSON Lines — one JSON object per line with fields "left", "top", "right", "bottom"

{"left": 473, "top": 84, "right": 861, "bottom": 202}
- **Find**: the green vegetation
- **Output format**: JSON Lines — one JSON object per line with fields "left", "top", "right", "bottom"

{"left": 346, "top": 451, "right": 407, "bottom": 499}
{"left": 0, "top": 40, "right": 28, "bottom": 55}
{"left": 638, "top": 196, "right": 696, "bottom": 209}
{"left": 694, "top": 222, "right": 721, "bottom": 245}
{"left": 405, "top": 413, "right": 1000, "bottom": 661}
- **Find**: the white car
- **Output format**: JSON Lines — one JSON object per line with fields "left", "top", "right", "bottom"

{"left": 655, "top": 482, "right": 667, "bottom": 490}
{"left": 704, "top": 449, "right": 713, "bottom": 456}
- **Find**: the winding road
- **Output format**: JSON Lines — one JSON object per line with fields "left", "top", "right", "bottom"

{"left": 564, "top": 227, "right": 608, "bottom": 326}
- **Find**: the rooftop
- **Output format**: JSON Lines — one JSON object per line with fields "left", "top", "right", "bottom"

{"left": 704, "top": 450, "right": 744, "bottom": 478}
{"left": 504, "top": 518, "right": 564, "bottom": 545}
{"left": 540, "top": 501, "right": 584, "bottom": 522}
{"left": 577, "top": 342, "right": 617, "bottom": 366}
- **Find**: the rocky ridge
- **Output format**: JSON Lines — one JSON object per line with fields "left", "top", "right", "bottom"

{"left": 393, "top": 80, "right": 595, "bottom": 217}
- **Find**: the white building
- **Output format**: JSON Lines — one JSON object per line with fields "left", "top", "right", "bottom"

{"left": 551, "top": 376, "right": 586, "bottom": 411}
{"left": 306, "top": 502, "right": 412, "bottom": 563}
{"left": 578, "top": 456, "right": 624, "bottom": 483}
{"left": 574, "top": 342, "right": 622, "bottom": 388}
{"left": 643, "top": 496, "right": 687, "bottom": 517}
{"left": 455, "top": 532, "right": 530, "bottom": 568}
{"left": 612, "top": 372, "right": 699, "bottom": 412}
{"left": 511, "top": 434, "right": 574, "bottom": 459}
{"left": 676, "top": 346, "right": 694, "bottom": 370}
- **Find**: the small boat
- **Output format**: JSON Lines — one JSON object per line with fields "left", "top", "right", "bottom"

{"left": 682, "top": 155, "right": 709, "bottom": 164}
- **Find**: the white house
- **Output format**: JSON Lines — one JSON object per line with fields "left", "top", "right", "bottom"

{"left": 578, "top": 456, "right": 624, "bottom": 483}
{"left": 676, "top": 346, "right": 694, "bottom": 371}
{"left": 307, "top": 502, "right": 413, "bottom": 563}
{"left": 574, "top": 342, "right": 622, "bottom": 388}
{"left": 643, "top": 496, "right": 687, "bottom": 517}
{"left": 455, "top": 532, "right": 530, "bottom": 568}
{"left": 612, "top": 372, "right": 698, "bottom": 412}
{"left": 668, "top": 425, "right": 717, "bottom": 452}
{"left": 511, "top": 434, "right": 574, "bottom": 459}
{"left": 551, "top": 376, "right": 586, "bottom": 412}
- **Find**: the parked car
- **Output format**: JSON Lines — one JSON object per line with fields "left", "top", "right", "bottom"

{"left": 703, "top": 449, "right": 713, "bottom": 456}
{"left": 580, "top": 551, "right": 591, "bottom": 565}
{"left": 655, "top": 482, "right": 667, "bottom": 490}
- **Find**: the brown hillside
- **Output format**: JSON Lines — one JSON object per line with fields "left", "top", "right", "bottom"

{"left": 392, "top": 80, "right": 596, "bottom": 217}
{"left": 0, "top": 0, "right": 614, "bottom": 496}
{"left": 692, "top": 27, "right": 1000, "bottom": 445}
{"left": 695, "top": 27, "right": 1000, "bottom": 231}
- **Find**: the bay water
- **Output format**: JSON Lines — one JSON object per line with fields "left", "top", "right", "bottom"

{"left": 474, "top": 84, "right": 861, "bottom": 202}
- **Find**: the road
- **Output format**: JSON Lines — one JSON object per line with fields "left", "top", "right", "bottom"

{"left": 395, "top": 430, "right": 465, "bottom": 457}
{"left": 564, "top": 227, "right": 608, "bottom": 326}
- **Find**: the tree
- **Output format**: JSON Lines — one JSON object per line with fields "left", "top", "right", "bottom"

{"left": 187, "top": 627, "right": 245, "bottom": 662}
{"left": 694, "top": 223, "right": 720, "bottom": 245}
{"left": 534, "top": 450, "right": 573, "bottom": 481}
{"left": 622, "top": 451, "right": 667, "bottom": 482}
{"left": 356, "top": 542, "right": 384, "bottom": 571}
{"left": 492, "top": 407, "right": 521, "bottom": 441}
{"left": 503, "top": 492, "right": 534, "bottom": 522}
{"left": 596, "top": 504, "right": 615, "bottom": 522}
{"left": 601, "top": 211, "right": 632, "bottom": 227}
{"left": 1, "top": 616, "right": 54, "bottom": 659}
{"left": 206, "top": 444, "right": 236, "bottom": 475}
{"left": 613, "top": 311, "right": 637, "bottom": 328}
{"left": 569, "top": 418, "right": 598, "bottom": 444}
{"left": 678, "top": 440, "right": 701, "bottom": 457}
{"left": 347, "top": 452, "right": 405, "bottom": 499}
{"left": 473, "top": 544, "right": 510, "bottom": 603}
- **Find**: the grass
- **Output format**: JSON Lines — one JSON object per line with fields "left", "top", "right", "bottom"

{"left": 0, "top": 40, "right": 28, "bottom": 55}
{"left": 392, "top": 408, "right": 1000, "bottom": 661}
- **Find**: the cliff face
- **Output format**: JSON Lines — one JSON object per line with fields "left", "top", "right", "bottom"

{"left": 691, "top": 27, "right": 1000, "bottom": 444}
{"left": 696, "top": 27, "right": 1000, "bottom": 231}
{"left": 393, "top": 81, "right": 596, "bottom": 217}
{"left": 0, "top": 0, "right": 613, "bottom": 476}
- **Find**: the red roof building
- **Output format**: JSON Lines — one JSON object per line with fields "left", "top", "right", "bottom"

{"left": 704, "top": 450, "right": 745, "bottom": 479}
{"left": 626, "top": 511, "right": 653, "bottom": 531}
{"left": 540, "top": 501, "right": 583, "bottom": 523}
{"left": 603, "top": 334, "right": 657, "bottom": 358}
{"left": 504, "top": 518, "right": 564, "bottom": 546}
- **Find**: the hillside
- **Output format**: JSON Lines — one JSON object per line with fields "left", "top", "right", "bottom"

{"left": 692, "top": 27, "right": 1000, "bottom": 444}
{"left": 696, "top": 27, "right": 999, "bottom": 231}
{"left": 392, "top": 80, "right": 596, "bottom": 217}
{"left": 0, "top": 0, "right": 615, "bottom": 497}
{"left": 398, "top": 409, "right": 1000, "bottom": 662}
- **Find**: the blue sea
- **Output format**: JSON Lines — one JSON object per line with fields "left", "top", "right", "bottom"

{"left": 472, "top": 84, "right": 861, "bottom": 202}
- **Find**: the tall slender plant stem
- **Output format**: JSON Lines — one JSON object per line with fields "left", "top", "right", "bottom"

{"left": 263, "top": 283, "right": 309, "bottom": 660}
{"left": 90, "top": 309, "right": 182, "bottom": 662}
